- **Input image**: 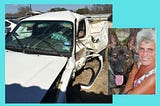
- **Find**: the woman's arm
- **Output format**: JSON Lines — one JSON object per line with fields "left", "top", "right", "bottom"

{"left": 127, "top": 74, "right": 155, "bottom": 94}
{"left": 123, "top": 64, "right": 138, "bottom": 94}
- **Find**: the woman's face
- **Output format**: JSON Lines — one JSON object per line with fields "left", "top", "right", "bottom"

{"left": 138, "top": 40, "right": 155, "bottom": 66}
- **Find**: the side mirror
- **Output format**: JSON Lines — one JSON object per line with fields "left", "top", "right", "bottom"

{"left": 5, "top": 28, "right": 11, "bottom": 36}
{"left": 5, "top": 27, "right": 11, "bottom": 35}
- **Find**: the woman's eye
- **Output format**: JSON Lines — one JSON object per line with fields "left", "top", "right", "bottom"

{"left": 148, "top": 48, "right": 154, "bottom": 53}
{"left": 139, "top": 47, "right": 144, "bottom": 52}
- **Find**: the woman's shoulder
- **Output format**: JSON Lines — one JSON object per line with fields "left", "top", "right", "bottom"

{"left": 143, "top": 73, "right": 155, "bottom": 86}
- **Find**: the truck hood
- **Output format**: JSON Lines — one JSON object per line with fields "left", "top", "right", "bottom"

{"left": 6, "top": 50, "right": 68, "bottom": 89}
{"left": 6, "top": 50, "right": 68, "bottom": 103}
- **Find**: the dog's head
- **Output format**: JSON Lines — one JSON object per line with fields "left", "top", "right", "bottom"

{"left": 108, "top": 29, "right": 139, "bottom": 86}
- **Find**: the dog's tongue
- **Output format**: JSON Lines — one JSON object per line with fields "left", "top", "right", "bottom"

{"left": 115, "top": 75, "right": 124, "bottom": 86}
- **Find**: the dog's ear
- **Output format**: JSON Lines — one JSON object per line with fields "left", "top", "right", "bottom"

{"left": 108, "top": 29, "right": 119, "bottom": 49}
{"left": 127, "top": 29, "right": 140, "bottom": 51}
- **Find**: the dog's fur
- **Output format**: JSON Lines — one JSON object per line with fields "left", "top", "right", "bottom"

{"left": 108, "top": 29, "right": 140, "bottom": 95}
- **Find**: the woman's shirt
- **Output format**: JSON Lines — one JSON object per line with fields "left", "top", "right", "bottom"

{"left": 134, "top": 68, "right": 155, "bottom": 88}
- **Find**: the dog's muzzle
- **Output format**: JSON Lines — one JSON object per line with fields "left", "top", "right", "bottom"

{"left": 108, "top": 64, "right": 124, "bottom": 86}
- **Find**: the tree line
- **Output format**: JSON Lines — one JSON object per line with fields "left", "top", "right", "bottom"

{"left": 6, "top": 4, "right": 112, "bottom": 18}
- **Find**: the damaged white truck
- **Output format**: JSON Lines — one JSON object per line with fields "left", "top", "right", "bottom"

{"left": 5, "top": 11, "right": 108, "bottom": 103}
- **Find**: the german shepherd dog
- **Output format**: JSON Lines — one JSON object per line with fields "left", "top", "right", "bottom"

{"left": 108, "top": 29, "right": 140, "bottom": 95}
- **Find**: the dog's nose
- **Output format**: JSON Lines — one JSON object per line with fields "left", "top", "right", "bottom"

{"left": 115, "top": 68, "right": 124, "bottom": 73}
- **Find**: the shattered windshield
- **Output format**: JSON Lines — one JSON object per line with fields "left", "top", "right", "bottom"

{"left": 6, "top": 21, "right": 73, "bottom": 57}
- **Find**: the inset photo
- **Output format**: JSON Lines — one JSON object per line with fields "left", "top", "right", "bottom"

{"left": 108, "top": 28, "right": 156, "bottom": 95}
{"left": 5, "top": 4, "right": 112, "bottom": 103}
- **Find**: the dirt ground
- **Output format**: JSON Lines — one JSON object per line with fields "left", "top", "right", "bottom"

{"left": 67, "top": 49, "right": 112, "bottom": 103}
{"left": 67, "top": 21, "right": 113, "bottom": 103}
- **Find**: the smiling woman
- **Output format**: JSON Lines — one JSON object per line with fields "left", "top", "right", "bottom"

{"left": 123, "top": 29, "right": 156, "bottom": 94}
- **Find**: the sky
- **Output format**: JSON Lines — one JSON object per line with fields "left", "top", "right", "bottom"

{"left": 5, "top": 4, "right": 92, "bottom": 13}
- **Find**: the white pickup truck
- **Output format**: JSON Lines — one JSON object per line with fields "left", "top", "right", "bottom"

{"left": 5, "top": 11, "right": 108, "bottom": 103}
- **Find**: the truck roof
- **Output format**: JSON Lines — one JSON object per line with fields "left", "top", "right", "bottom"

{"left": 22, "top": 11, "right": 86, "bottom": 23}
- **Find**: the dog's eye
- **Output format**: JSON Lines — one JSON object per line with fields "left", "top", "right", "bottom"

{"left": 124, "top": 54, "right": 129, "bottom": 60}
{"left": 112, "top": 53, "right": 117, "bottom": 59}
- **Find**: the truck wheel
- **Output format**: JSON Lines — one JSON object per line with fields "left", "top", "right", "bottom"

{"left": 66, "top": 81, "right": 82, "bottom": 103}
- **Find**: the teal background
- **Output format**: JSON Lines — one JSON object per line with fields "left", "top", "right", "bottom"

{"left": 1, "top": 0, "right": 160, "bottom": 105}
